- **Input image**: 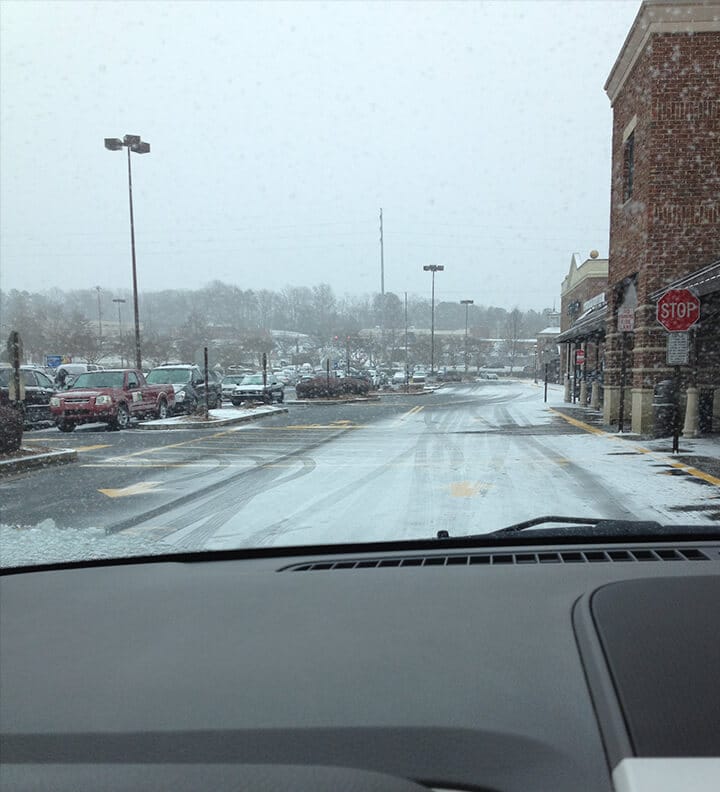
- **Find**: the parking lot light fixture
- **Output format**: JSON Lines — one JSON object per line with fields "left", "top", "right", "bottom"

{"left": 104, "top": 134, "right": 150, "bottom": 371}
{"left": 460, "top": 299, "right": 474, "bottom": 373}
{"left": 423, "top": 265, "right": 444, "bottom": 375}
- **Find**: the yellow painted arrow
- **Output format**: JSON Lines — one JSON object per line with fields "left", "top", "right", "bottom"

{"left": 98, "top": 481, "right": 163, "bottom": 498}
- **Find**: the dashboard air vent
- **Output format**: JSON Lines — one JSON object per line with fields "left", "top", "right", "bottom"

{"left": 280, "top": 547, "right": 712, "bottom": 571}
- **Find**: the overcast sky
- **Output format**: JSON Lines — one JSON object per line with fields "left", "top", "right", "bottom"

{"left": 0, "top": 0, "right": 640, "bottom": 311}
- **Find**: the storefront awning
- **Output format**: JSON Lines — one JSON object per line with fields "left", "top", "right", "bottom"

{"left": 650, "top": 259, "right": 720, "bottom": 300}
{"left": 556, "top": 304, "right": 607, "bottom": 344}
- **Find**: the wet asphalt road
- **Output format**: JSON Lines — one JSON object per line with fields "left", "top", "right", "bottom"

{"left": 3, "top": 381, "right": 716, "bottom": 553}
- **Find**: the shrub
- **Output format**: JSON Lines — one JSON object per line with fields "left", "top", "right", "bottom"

{"left": 0, "top": 398, "right": 23, "bottom": 454}
{"left": 295, "top": 376, "right": 370, "bottom": 399}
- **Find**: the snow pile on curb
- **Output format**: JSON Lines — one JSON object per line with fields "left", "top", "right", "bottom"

{"left": 139, "top": 404, "right": 285, "bottom": 429}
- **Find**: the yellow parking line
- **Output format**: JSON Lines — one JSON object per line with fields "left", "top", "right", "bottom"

{"left": 548, "top": 408, "right": 605, "bottom": 435}
{"left": 74, "top": 444, "right": 112, "bottom": 452}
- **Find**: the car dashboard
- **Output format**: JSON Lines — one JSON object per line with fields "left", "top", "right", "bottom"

{"left": 1, "top": 534, "right": 719, "bottom": 792}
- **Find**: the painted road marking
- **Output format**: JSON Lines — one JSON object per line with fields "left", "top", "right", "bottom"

{"left": 98, "top": 481, "right": 164, "bottom": 498}
{"left": 270, "top": 423, "right": 364, "bottom": 430}
{"left": 394, "top": 404, "right": 424, "bottom": 426}
{"left": 449, "top": 481, "right": 493, "bottom": 497}
{"left": 548, "top": 408, "right": 720, "bottom": 487}
{"left": 22, "top": 440, "right": 111, "bottom": 451}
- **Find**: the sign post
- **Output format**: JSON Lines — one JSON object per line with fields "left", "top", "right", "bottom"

{"left": 203, "top": 346, "right": 210, "bottom": 419}
{"left": 656, "top": 288, "right": 700, "bottom": 449}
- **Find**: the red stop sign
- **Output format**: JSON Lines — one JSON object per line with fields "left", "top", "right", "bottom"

{"left": 656, "top": 289, "right": 700, "bottom": 331}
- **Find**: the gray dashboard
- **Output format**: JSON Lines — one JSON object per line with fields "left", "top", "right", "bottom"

{"left": 1, "top": 540, "right": 719, "bottom": 791}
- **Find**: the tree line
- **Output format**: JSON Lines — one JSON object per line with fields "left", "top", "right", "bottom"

{"left": 1, "top": 282, "right": 556, "bottom": 368}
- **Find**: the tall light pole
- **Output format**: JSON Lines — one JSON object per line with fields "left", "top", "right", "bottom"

{"left": 104, "top": 134, "right": 150, "bottom": 371}
{"left": 113, "top": 298, "right": 126, "bottom": 366}
{"left": 423, "top": 264, "right": 444, "bottom": 376}
{"left": 460, "top": 299, "right": 474, "bottom": 374}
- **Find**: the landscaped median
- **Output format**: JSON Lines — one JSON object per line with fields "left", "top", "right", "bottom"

{"left": 137, "top": 404, "right": 287, "bottom": 430}
{"left": 286, "top": 395, "right": 381, "bottom": 405}
{"left": 0, "top": 446, "right": 77, "bottom": 476}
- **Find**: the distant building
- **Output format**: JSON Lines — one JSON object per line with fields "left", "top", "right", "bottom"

{"left": 560, "top": 252, "right": 608, "bottom": 334}
{"left": 536, "top": 326, "right": 561, "bottom": 382}
{"left": 557, "top": 252, "right": 608, "bottom": 395}
{"left": 603, "top": 0, "right": 720, "bottom": 433}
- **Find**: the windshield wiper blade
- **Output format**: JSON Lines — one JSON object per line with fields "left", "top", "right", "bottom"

{"left": 437, "top": 516, "right": 666, "bottom": 540}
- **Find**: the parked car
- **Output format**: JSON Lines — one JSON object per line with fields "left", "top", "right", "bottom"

{"left": 145, "top": 364, "right": 222, "bottom": 413}
{"left": 0, "top": 365, "right": 56, "bottom": 426}
{"left": 392, "top": 370, "right": 407, "bottom": 385}
{"left": 231, "top": 374, "right": 284, "bottom": 405}
{"left": 49, "top": 369, "right": 175, "bottom": 431}
{"left": 221, "top": 374, "right": 247, "bottom": 402}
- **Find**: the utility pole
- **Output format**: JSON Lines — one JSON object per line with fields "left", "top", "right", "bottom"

{"left": 95, "top": 286, "right": 103, "bottom": 347}
{"left": 113, "top": 298, "right": 126, "bottom": 366}
{"left": 460, "top": 299, "right": 474, "bottom": 375}
{"left": 379, "top": 208, "right": 384, "bottom": 296}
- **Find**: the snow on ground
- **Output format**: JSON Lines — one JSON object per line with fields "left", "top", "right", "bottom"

{"left": 143, "top": 404, "right": 281, "bottom": 426}
{"left": 157, "top": 380, "right": 719, "bottom": 553}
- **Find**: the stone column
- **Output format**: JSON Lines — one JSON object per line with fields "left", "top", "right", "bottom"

{"left": 564, "top": 374, "right": 571, "bottom": 402}
{"left": 590, "top": 381, "right": 600, "bottom": 410}
{"left": 631, "top": 388, "right": 654, "bottom": 435}
{"left": 603, "top": 385, "right": 620, "bottom": 425}
{"left": 682, "top": 386, "right": 699, "bottom": 438}
{"left": 579, "top": 379, "right": 588, "bottom": 406}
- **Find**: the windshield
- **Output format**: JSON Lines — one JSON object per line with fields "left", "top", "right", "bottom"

{"left": 69, "top": 372, "right": 126, "bottom": 389}
{"left": 145, "top": 369, "right": 191, "bottom": 385}
{"left": 1, "top": 1, "right": 718, "bottom": 568}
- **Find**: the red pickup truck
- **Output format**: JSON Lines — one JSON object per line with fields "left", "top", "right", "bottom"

{"left": 49, "top": 369, "right": 175, "bottom": 432}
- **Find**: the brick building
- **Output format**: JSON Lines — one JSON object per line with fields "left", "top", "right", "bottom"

{"left": 558, "top": 252, "right": 608, "bottom": 402}
{"left": 603, "top": 0, "right": 720, "bottom": 434}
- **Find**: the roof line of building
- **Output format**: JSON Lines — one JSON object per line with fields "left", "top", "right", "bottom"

{"left": 605, "top": 1, "right": 720, "bottom": 106}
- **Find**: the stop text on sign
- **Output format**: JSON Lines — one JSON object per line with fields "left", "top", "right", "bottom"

{"left": 656, "top": 288, "right": 700, "bottom": 332}
{"left": 659, "top": 302, "right": 697, "bottom": 320}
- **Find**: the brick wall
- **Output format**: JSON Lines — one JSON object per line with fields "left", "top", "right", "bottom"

{"left": 606, "top": 31, "right": 720, "bottom": 391}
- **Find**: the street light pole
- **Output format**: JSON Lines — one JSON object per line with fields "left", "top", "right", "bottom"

{"left": 112, "top": 298, "right": 126, "bottom": 366}
{"left": 423, "top": 265, "right": 444, "bottom": 376}
{"left": 460, "top": 299, "right": 474, "bottom": 374}
{"left": 105, "top": 134, "right": 150, "bottom": 371}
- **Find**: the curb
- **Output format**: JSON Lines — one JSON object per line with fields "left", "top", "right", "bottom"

{"left": 381, "top": 388, "right": 443, "bottom": 397}
{"left": 0, "top": 447, "right": 77, "bottom": 476}
{"left": 136, "top": 406, "right": 288, "bottom": 430}
{"left": 548, "top": 407, "right": 720, "bottom": 487}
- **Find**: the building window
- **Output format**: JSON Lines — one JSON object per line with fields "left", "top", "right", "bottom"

{"left": 623, "top": 132, "right": 634, "bottom": 202}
